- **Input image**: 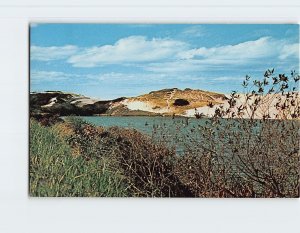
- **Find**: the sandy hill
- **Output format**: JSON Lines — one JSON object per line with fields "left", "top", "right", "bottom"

{"left": 120, "top": 88, "right": 225, "bottom": 115}
{"left": 30, "top": 91, "right": 125, "bottom": 117}
{"left": 30, "top": 89, "right": 299, "bottom": 119}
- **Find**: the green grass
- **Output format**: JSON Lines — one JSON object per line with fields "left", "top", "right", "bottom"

{"left": 29, "top": 119, "right": 128, "bottom": 197}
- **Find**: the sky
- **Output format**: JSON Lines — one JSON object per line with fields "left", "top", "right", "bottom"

{"left": 30, "top": 24, "right": 299, "bottom": 99}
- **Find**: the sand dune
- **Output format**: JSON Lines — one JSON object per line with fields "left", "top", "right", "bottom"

{"left": 184, "top": 93, "right": 299, "bottom": 119}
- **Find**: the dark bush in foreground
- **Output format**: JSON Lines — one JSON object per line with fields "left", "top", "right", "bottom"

{"left": 106, "top": 127, "right": 193, "bottom": 197}
{"left": 64, "top": 117, "right": 192, "bottom": 197}
{"left": 174, "top": 69, "right": 300, "bottom": 197}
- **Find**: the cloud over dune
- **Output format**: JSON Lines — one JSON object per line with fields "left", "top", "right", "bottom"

{"left": 67, "top": 36, "right": 187, "bottom": 67}
{"left": 31, "top": 45, "right": 78, "bottom": 61}
{"left": 31, "top": 36, "right": 298, "bottom": 71}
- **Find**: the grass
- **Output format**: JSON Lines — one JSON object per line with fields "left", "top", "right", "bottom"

{"left": 29, "top": 119, "right": 128, "bottom": 197}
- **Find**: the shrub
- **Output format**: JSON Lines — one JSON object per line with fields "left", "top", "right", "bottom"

{"left": 176, "top": 69, "right": 300, "bottom": 197}
{"left": 173, "top": 98, "right": 190, "bottom": 106}
{"left": 107, "top": 127, "right": 193, "bottom": 197}
{"left": 51, "top": 117, "right": 192, "bottom": 197}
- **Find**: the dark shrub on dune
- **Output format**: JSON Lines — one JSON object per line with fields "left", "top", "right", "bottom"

{"left": 173, "top": 98, "right": 190, "bottom": 106}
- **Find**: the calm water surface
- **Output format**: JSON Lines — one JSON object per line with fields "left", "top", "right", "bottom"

{"left": 79, "top": 116, "right": 285, "bottom": 154}
{"left": 80, "top": 116, "right": 206, "bottom": 153}
{"left": 81, "top": 116, "right": 202, "bottom": 134}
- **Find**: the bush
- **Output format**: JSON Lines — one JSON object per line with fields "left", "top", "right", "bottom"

{"left": 176, "top": 69, "right": 300, "bottom": 197}
{"left": 173, "top": 98, "right": 190, "bottom": 106}
{"left": 63, "top": 118, "right": 192, "bottom": 197}
{"left": 107, "top": 127, "right": 193, "bottom": 197}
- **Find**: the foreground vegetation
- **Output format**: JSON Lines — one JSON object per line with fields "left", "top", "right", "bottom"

{"left": 29, "top": 70, "right": 300, "bottom": 197}
{"left": 30, "top": 117, "right": 192, "bottom": 197}
{"left": 30, "top": 119, "right": 128, "bottom": 197}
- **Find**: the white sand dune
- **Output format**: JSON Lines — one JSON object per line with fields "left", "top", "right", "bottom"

{"left": 184, "top": 93, "right": 299, "bottom": 119}
{"left": 41, "top": 97, "right": 57, "bottom": 108}
{"left": 70, "top": 97, "right": 99, "bottom": 107}
{"left": 41, "top": 95, "right": 100, "bottom": 108}
{"left": 122, "top": 99, "right": 169, "bottom": 114}
{"left": 122, "top": 93, "right": 299, "bottom": 119}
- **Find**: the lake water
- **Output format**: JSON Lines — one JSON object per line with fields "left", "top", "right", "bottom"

{"left": 80, "top": 116, "right": 200, "bottom": 134}
{"left": 78, "top": 116, "right": 296, "bottom": 155}
{"left": 80, "top": 116, "right": 206, "bottom": 153}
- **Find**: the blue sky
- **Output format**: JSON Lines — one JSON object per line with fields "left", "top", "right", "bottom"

{"left": 30, "top": 24, "right": 299, "bottom": 99}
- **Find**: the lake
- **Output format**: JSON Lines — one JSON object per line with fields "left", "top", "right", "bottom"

{"left": 76, "top": 116, "right": 297, "bottom": 155}
{"left": 80, "top": 116, "right": 199, "bottom": 134}
{"left": 80, "top": 116, "right": 206, "bottom": 153}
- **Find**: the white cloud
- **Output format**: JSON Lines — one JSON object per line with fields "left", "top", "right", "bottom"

{"left": 91, "top": 72, "right": 142, "bottom": 81}
{"left": 31, "top": 71, "right": 67, "bottom": 81}
{"left": 30, "top": 70, "right": 170, "bottom": 85}
{"left": 212, "top": 76, "right": 244, "bottom": 81}
{"left": 148, "top": 37, "right": 299, "bottom": 73}
{"left": 145, "top": 60, "right": 201, "bottom": 73}
{"left": 182, "top": 25, "right": 206, "bottom": 37}
{"left": 67, "top": 36, "right": 187, "bottom": 67}
{"left": 30, "top": 70, "right": 81, "bottom": 84}
{"left": 85, "top": 72, "right": 170, "bottom": 84}
{"left": 279, "top": 43, "right": 299, "bottom": 60}
{"left": 31, "top": 36, "right": 298, "bottom": 74}
{"left": 178, "top": 37, "right": 277, "bottom": 61}
{"left": 31, "top": 45, "right": 78, "bottom": 61}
